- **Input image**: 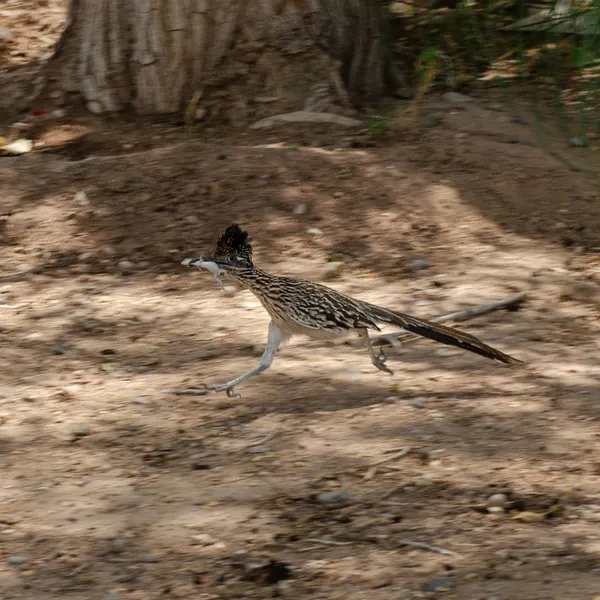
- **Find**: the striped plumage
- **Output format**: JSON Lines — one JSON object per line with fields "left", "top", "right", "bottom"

{"left": 184, "top": 224, "right": 521, "bottom": 397}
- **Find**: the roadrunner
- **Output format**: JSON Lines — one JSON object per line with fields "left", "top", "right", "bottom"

{"left": 183, "top": 224, "right": 521, "bottom": 397}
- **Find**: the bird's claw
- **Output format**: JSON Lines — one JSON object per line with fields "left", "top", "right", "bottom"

{"left": 373, "top": 347, "right": 394, "bottom": 375}
{"left": 203, "top": 383, "right": 241, "bottom": 398}
{"left": 374, "top": 361, "right": 394, "bottom": 375}
{"left": 377, "top": 347, "right": 388, "bottom": 364}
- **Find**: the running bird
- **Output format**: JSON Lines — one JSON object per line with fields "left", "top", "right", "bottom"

{"left": 183, "top": 224, "right": 522, "bottom": 397}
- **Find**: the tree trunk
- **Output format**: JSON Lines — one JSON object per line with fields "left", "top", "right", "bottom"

{"left": 47, "top": 0, "right": 393, "bottom": 118}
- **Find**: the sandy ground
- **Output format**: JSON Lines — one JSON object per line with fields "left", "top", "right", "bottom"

{"left": 2, "top": 2, "right": 600, "bottom": 600}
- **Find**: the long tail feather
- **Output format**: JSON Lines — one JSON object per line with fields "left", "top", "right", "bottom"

{"left": 367, "top": 304, "right": 522, "bottom": 365}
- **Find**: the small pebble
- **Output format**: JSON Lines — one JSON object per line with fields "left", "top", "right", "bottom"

{"left": 134, "top": 397, "right": 150, "bottom": 405}
{"left": 410, "top": 397, "right": 427, "bottom": 409}
{"left": 51, "top": 342, "right": 67, "bottom": 355}
{"left": 307, "top": 227, "right": 323, "bottom": 236}
{"left": 426, "top": 577, "right": 454, "bottom": 592}
{"left": 277, "top": 580, "right": 292, "bottom": 595}
{"left": 143, "top": 555, "right": 159, "bottom": 563}
{"left": 569, "top": 136, "right": 587, "bottom": 147}
{"left": 118, "top": 260, "right": 135, "bottom": 271}
{"left": 316, "top": 489, "right": 351, "bottom": 505}
{"left": 487, "top": 493, "right": 508, "bottom": 508}
{"left": 74, "top": 191, "right": 89, "bottom": 205}
{"left": 247, "top": 446, "right": 268, "bottom": 454}
{"left": 8, "top": 556, "right": 25, "bottom": 566}
{"left": 191, "top": 533, "right": 217, "bottom": 546}
{"left": 0, "top": 28, "right": 14, "bottom": 42}
{"left": 87, "top": 100, "right": 104, "bottom": 114}
{"left": 292, "top": 203, "right": 307, "bottom": 215}
{"left": 111, "top": 538, "right": 126, "bottom": 553}
{"left": 408, "top": 258, "right": 430, "bottom": 271}
{"left": 322, "top": 261, "right": 344, "bottom": 280}
{"left": 487, "top": 506, "right": 504, "bottom": 515}
{"left": 443, "top": 91, "right": 473, "bottom": 103}
{"left": 62, "top": 384, "right": 82, "bottom": 395}
{"left": 71, "top": 424, "right": 90, "bottom": 437}
{"left": 418, "top": 114, "right": 440, "bottom": 128}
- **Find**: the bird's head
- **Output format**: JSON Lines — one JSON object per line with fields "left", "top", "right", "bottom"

{"left": 182, "top": 224, "right": 254, "bottom": 281}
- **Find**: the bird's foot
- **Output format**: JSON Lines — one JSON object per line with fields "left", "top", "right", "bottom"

{"left": 203, "top": 382, "right": 241, "bottom": 398}
{"left": 373, "top": 347, "right": 394, "bottom": 375}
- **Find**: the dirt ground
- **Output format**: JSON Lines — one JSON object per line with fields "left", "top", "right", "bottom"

{"left": 2, "top": 3, "right": 600, "bottom": 600}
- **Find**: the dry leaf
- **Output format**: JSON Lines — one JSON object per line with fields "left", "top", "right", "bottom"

{"left": 0, "top": 138, "right": 32, "bottom": 155}
{"left": 363, "top": 466, "right": 377, "bottom": 480}
{"left": 545, "top": 504, "right": 563, "bottom": 517}
{"left": 511, "top": 511, "right": 546, "bottom": 523}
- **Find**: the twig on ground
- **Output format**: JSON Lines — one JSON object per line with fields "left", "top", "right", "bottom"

{"left": 381, "top": 483, "right": 405, "bottom": 499}
{"left": 237, "top": 422, "right": 281, "bottom": 452}
{"left": 373, "top": 292, "right": 527, "bottom": 347}
{"left": 364, "top": 447, "right": 411, "bottom": 480}
{"left": 369, "top": 447, "right": 411, "bottom": 467}
{"left": 397, "top": 540, "right": 457, "bottom": 555}
{"left": 184, "top": 90, "right": 203, "bottom": 126}
{"left": 303, "top": 538, "right": 352, "bottom": 546}
{"left": 0, "top": 265, "right": 41, "bottom": 281}
{"left": 298, "top": 545, "right": 329, "bottom": 553}
{"left": 163, "top": 388, "right": 208, "bottom": 396}
{"left": 250, "top": 111, "right": 361, "bottom": 129}
{"left": 384, "top": 446, "right": 410, "bottom": 454}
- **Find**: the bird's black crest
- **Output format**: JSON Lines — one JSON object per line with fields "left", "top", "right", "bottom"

{"left": 214, "top": 224, "right": 253, "bottom": 260}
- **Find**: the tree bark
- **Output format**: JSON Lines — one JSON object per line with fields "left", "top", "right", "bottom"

{"left": 47, "top": 0, "right": 393, "bottom": 117}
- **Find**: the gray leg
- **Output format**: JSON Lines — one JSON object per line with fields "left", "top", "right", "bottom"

{"left": 204, "top": 321, "right": 291, "bottom": 397}
{"left": 361, "top": 329, "right": 394, "bottom": 375}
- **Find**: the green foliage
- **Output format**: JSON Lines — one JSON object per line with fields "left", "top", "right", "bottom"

{"left": 387, "top": 0, "right": 600, "bottom": 167}
{"left": 419, "top": 47, "right": 442, "bottom": 67}
{"left": 365, "top": 114, "right": 390, "bottom": 134}
{"left": 571, "top": 45, "right": 597, "bottom": 69}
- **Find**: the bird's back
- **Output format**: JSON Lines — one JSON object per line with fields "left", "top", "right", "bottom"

{"left": 242, "top": 270, "right": 381, "bottom": 339}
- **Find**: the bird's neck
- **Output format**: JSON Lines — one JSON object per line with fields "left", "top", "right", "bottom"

{"left": 225, "top": 265, "right": 275, "bottom": 291}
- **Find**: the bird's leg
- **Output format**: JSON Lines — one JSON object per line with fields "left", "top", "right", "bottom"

{"left": 361, "top": 329, "right": 394, "bottom": 375}
{"left": 204, "top": 321, "right": 290, "bottom": 397}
